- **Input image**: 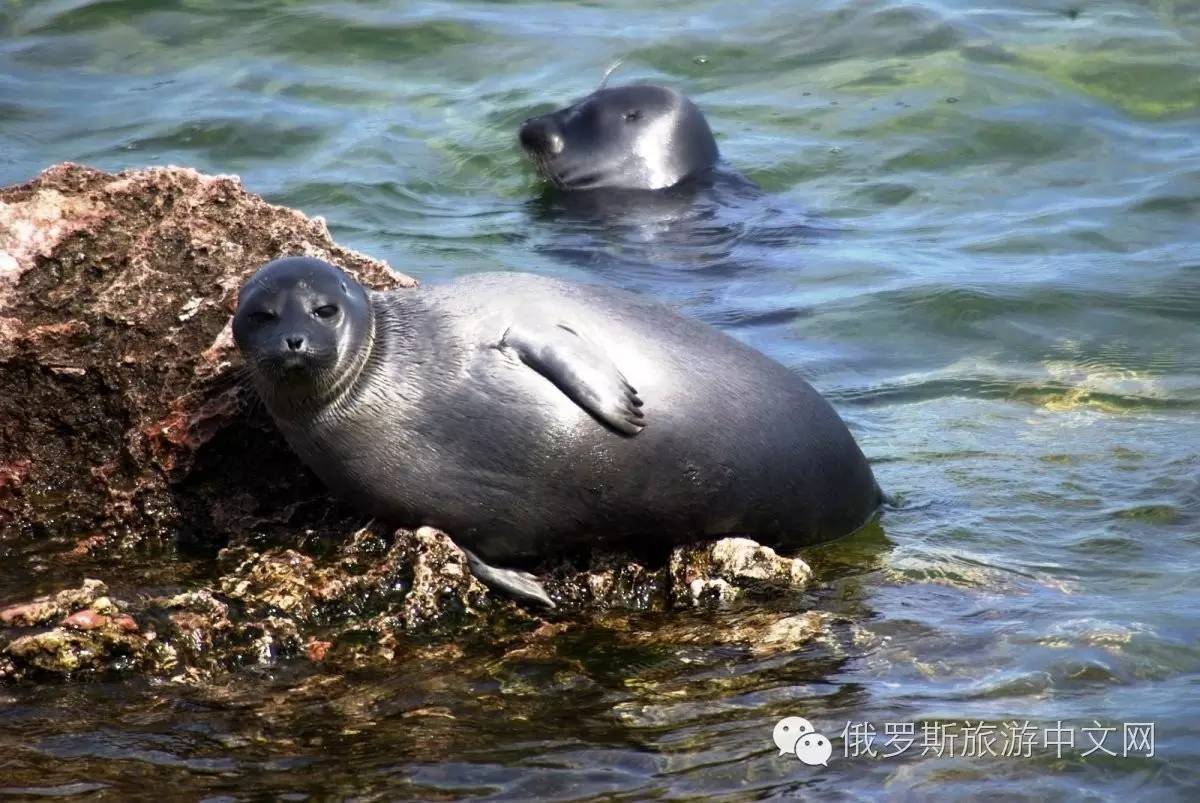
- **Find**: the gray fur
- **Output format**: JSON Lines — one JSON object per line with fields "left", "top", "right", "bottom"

{"left": 234, "top": 258, "right": 882, "bottom": 603}
{"left": 519, "top": 84, "right": 719, "bottom": 191}
{"left": 500, "top": 321, "right": 645, "bottom": 435}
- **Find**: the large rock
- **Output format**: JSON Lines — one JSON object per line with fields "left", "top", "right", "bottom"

{"left": 0, "top": 162, "right": 414, "bottom": 542}
{"left": 0, "top": 164, "right": 814, "bottom": 681}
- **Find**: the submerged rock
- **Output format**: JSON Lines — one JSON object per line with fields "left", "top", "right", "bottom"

{"left": 0, "top": 578, "right": 108, "bottom": 627}
{"left": 0, "top": 163, "right": 816, "bottom": 682}
{"left": 0, "top": 578, "right": 176, "bottom": 680}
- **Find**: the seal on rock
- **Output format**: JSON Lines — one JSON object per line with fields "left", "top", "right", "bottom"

{"left": 519, "top": 83, "right": 719, "bottom": 192}
{"left": 233, "top": 257, "right": 882, "bottom": 606}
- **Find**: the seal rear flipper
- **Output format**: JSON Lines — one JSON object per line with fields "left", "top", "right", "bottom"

{"left": 500, "top": 322, "right": 646, "bottom": 436}
{"left": 463, "top": 548, "right": 556, "bottom": 608}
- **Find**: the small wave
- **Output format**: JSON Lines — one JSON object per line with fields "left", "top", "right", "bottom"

{"left": 834, "top": 358, "right": 1200, "bottom": 412}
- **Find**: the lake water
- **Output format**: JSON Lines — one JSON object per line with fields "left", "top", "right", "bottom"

{"left": 2, "top": 0, "right": 1199, "bottom": 799}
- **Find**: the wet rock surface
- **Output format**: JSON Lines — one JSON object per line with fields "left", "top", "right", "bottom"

{"left": 0, "top": 163, "right": 816, "bottom": 682}
{"left": 0, "top": 527, "right": 816, "bottom": 680}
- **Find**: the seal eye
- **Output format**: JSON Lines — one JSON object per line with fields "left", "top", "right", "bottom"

{"left": 623, "top": 110, "right": 642, "bottom": 123}
{"left": 248, "top": 310, "right": 276, "bottom": 325}
{"left": 312, "top": 304, "right": 339, "bottom": 320}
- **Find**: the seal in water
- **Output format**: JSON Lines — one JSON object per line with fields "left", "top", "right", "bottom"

{"left": 233, "top": 256, "right": 882, "bottom": 606}
{"left": 519, "top": 82, "right": 719, "bottom": 192}
{"left": 518, "top": 80, "right": 824, "bottom": 278}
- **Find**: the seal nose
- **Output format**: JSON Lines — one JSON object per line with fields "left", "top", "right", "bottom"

{"left": 519, "top": 118, "right": 564, "bottom": 156}
{"left": 284, "top": 334, "right": 307, "bottom": 352}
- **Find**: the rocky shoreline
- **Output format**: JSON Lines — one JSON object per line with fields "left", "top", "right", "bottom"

{"left": 0, "top": 164, "right": 818, "bottom": 681}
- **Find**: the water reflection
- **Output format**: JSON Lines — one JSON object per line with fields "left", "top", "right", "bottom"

{"left": 525, "top": 166, "right": 828, "bottom": 285}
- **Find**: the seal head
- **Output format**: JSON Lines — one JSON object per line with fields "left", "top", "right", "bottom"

{"left": 519, "top": 84, "right": 718, "bottom": 191}
{"left": 232, "top": 256, "right": 373, "bottom": 418}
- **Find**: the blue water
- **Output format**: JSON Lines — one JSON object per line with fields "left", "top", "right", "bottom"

{"left": 2, "top": 0, "right": 1198, "bottom": 798}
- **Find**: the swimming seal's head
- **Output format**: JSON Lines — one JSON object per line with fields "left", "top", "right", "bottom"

{"left": 518, "top": 84, "right": 718, "bottom": 192}
{"left": 233, "top": 256, "right": 373, "bottom": 416}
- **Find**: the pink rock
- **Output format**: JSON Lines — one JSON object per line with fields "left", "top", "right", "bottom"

{"left": 306, "top": 640, "right": 332, "bottom": 662}
{"left": 112, "top": 614, "right": 139, "bottom": 633}
{"left": 1, "top": 603, "right": 37, "bottom": 625}
{"left": 60, "top": 609, "right": 109, "bottom": 630}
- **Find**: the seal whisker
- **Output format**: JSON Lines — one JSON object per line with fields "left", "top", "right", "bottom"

{"left": 597, "top": 60, "right": 624, "bottom": 91}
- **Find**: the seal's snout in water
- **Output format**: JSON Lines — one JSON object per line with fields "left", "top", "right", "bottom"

{"left": 518, "top": 117, "right": 564, "bottom": 156}
{"left": 518, "top": 83, "right": 718, "bottom": 191}
{"left": 235, "top": 257, "right": 882, "bottom": 607}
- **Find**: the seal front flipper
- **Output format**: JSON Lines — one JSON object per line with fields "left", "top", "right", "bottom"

{"left": 463, "top": 548, "right": 556, "bottom": 608}
{"left": 500, "top": 322, "right": 646, "bottom": 435}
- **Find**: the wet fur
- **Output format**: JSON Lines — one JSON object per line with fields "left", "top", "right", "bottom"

{"left": 238, "top": 264, "right": 884, "bottom": 571}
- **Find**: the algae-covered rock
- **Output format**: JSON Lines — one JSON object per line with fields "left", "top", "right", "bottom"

{"left": 668, "top": 537, "right": 814, "bottom": 606}
{"left": 0, "top": 578, "right": 176, "bottom": 680}
{"left": 5, "top": 624, "right": 148, "bottom": 677}
{"left": 0, "top": 578, "right": 107, "bottom": 627}
{"left": 541, "top": 538, "right": 814, "bottom": 612}
{"left": 0, "top": 531, "right": 816, "bottom": 680}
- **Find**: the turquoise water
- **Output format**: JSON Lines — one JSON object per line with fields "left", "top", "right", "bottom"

{"left": 2, "top": 0, "right": 1199, "bottom": 799}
